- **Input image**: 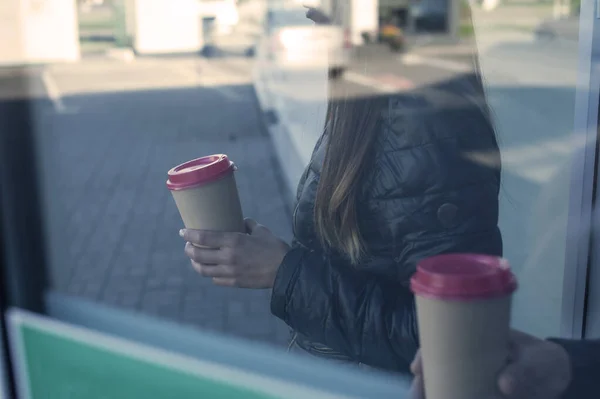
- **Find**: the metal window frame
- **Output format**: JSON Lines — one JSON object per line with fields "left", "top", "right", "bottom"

{"left": 584, "top": 4, "right": 600, "bottom": 337}
{"left": 0, "top": 67, "right": 53, "bottom": 398}
{"left": 0, "top": 75, "right": 49, "bottom": 314}
{"left": 562, "top": 0, "right": 600, "bottom": 339}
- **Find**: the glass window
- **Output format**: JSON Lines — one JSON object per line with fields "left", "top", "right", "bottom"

{"left": 260, "top": 0, "right": 588, "bottom": 340}
{"left": 472, "top": 4, "right": 582, "bottom": 337}
{"left": 0, "top": 0, "right": 594, "bottom": 395}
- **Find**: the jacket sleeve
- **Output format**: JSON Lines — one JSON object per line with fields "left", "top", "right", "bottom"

{"left": 548, "top": 338, "right": 600, "bottom": 399}
{"left": 271, "top": 245, "right": 419, "bottom": 371}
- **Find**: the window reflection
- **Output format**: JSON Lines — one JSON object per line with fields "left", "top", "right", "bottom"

{"left": 0, "top": 0, "right": 587, "bottom": 385}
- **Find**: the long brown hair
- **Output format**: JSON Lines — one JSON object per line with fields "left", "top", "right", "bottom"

{"left": 312, "top": 5, "right": 494, "bottom": 265}
{"left": 305, "top": 2, "right": 383, "bottom": 265}
{"left": 314, "top": 96, "right": 384, "bottom": 264}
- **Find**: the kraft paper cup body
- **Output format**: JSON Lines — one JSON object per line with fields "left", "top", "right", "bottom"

{"left": 411, "top": 254, "right": 518, "bottom": 399}
{"left": 167, "top": 154, "right": 245, "bottom": 235}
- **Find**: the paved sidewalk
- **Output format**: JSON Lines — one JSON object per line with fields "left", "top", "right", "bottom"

{"left": 35, "top": 57, "right": 293, "bottom": 346}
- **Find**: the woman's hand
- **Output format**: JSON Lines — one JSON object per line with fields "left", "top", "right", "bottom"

{"left": 180, "top": 219, "right": 290, "bottom": 289}
{"left": 410, "top": 330, "right": 571, "bottom": 399}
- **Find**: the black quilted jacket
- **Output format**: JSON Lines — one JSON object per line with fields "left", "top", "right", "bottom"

{"left": 550, "top": 338, "right": 600, "bottom": 398}
{"left": 270, "top": 74, "right": 503, "bottom": 372}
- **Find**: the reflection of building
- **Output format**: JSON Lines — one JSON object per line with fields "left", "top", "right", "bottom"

{"left": 197, "top": 0, "right": 239, "bottom": 35}
{"left": 319, "top": 0, "right": 378, "bottom": 45}
{"left": 124, "top": 0, "right": 203, "bottom": 55}
{"left": 317, "top": 0, "right": 460, "bottom": 45}
{"left": 380, "top": 0, "right": 410, "bottom": 25}
{"left": 0, "top": 0, "right": 80, "bottom": 65}
{"left": 481, "top": 0, "right": 500, "bottom": 11}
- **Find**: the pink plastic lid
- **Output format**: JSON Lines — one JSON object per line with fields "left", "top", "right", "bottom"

{"left": 166, "top": 154, "right": 236, "bottom": 191}
{"left": 410, "top": 254, "right": 517, "bottom": 300}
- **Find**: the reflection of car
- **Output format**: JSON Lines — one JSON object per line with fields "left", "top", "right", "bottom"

{"left": 198, "top": 0, "right": 239, "bottom": 35}
{"left": 256, "top": 6, "right": 351, "bottom": 79}
{"left": 378, "top": 24, "right": 405, "bottom": 52}
{"left": 409, "top": 0, "right": 448, "bottom": 33}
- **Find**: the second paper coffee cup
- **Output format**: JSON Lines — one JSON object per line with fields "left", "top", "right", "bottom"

{"left": 410, "top": 254, "right": 518, "bottom": 399}
{"left": 166, "top": 154, "right": 245, "bottom": 234}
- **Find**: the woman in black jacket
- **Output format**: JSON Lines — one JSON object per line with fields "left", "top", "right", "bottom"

{"left": 179, "top": 12, "right": 502, "bottom": 373}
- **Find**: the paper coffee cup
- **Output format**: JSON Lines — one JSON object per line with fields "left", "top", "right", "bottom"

{"left": 166, "top": 154, "right": 245, "bottom": 235}
{"left": 410, "top": 254, "right": 518, "bottom": 399}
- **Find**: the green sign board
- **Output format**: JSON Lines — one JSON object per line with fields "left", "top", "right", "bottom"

{"left": 7, "top": 309, "right": 355, "bottom": 399}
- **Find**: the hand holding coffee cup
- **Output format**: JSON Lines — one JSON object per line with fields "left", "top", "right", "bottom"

{"left": 180, "top": 219, "right": 290, "bottom": 289}
{"left": 410, "top": 254, "right": 518, "bottom": 399}
{"left": 410, "top": 330, "right": 571, "bottom": 399}
{"left": 168, "top": 154, "right": 290, "bottom": 288}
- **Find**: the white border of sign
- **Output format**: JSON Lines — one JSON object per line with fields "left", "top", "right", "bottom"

{"left": 6, "top": 308, "right": 356, "bottom": 399}
{"left": 0, "top": 309, "right": 9, "bottom": 399}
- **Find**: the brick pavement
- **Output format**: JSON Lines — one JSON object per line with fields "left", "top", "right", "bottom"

{"left": 35, "top": 57, "right": 293, "bottom": 346}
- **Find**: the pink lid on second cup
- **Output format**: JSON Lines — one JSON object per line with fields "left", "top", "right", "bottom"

{"left": 166, "top": 154, "right": 236, "bottom": 191}
{"left": 410, "top": 254, "right": 517, "bottom": 300}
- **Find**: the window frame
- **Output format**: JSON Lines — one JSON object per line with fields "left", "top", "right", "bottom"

{"left": 561, "top": 0, "right": 600, "bottom": 339}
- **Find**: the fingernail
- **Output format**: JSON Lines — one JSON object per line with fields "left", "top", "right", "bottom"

{"left": 179, "top": 229, "right": 185, "bottom": 237}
